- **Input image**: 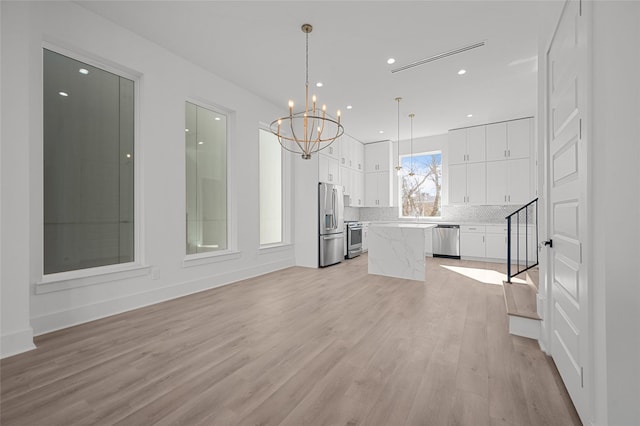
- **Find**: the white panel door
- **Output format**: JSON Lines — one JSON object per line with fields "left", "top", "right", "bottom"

{"left": 547, "top": 0, "right": 588, "bottom": 421}
{"left": 466, "top": 162, "right": 486, "bottom": 205}
{"left": 448, "top": 128, "right": 467, "bottom": 165}
{"left": 486, "top": 122, "right": 507, "bottom": 161}
{"left": 448, "top": 163, "right": 467, "bottom": 204}
{"left": 486, "top": 160, "right": 508, "bottom": 204}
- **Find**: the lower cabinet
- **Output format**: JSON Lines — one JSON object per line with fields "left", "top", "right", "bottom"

{"left": 486, "top": 225, "right": 508, "bottom": 260}
{"left": 460, "top": 225, "right": 485, "bottom": 258}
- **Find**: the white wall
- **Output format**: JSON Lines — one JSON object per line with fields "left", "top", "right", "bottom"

{"left": 0, "top": 1, "right": 295, "bottom": 357}
{"left": 293, "top": 155, "right": 319, "bottom": 268}
{"left": 590, "top": 2, "right": 640, "bottom": 425}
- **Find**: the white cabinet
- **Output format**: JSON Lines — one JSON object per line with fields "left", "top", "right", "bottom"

{"left": 486, "top": 225, "right": 509, "bottom": 260}
{"left": 319, "top": 153, "right": 339, "bottom": 184}
{"left": 339, "top": 137, "right": 353, "bottom": 168}
{"left": 460, "top": 225, "right": 486, "bottom": 258}
{"left": 449, "top": 126, "right": 486, "bottom": 165}
{"left": 353, "top": 172, "right": 364, "bottom": 206}
{"left": 486, "top": 158, "right": 530, "bottom": 205}
{"left": 486, "top": 118, "right": 531, "bottom": 161}
{"left": 341, "top": 166, "right": 352, "bottom": 195}
{"left": 365, "top": 141, "right": 392, "bottom": 172}
{"left": 341, "top": 167, "right": 364, "bottom": 207}
{"left": 449, "top": 162, "right": 486, "bottom": 205}
{"left": 340, "top": 137, "right": 364, "bottom": 171}
{"left": 324, "top": 142, "right": 340, "bottom": 161}
{"left": 354, "top": 141, "right": 364, "bottom": 171}
{"left": 365, "top": 172, "right": 391, "bottom": 207}
{"left": 506, "top": 119, "right": 531, "bottom": 160}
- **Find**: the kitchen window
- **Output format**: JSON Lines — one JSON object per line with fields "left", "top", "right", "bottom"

{"left": 43, "top": 48, "right": 135, "bottom": 274}
{"left": 399, "top": 151, "right": 442, "bottom": 218}
{"left": 185, "top": 101, "right": 228, "bottom": 255}
{"left": 259, "top": 128, "right": 283, "bottom": 246}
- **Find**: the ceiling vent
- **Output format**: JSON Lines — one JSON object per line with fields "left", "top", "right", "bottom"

{"left": 391, "top": 41, "right": 486, "bottom": 74}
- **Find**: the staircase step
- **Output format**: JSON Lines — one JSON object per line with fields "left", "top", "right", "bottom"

{"left": 503, "top": 281, "right": 541, "bottom": 339}
{"left": 502, "top": 281, "right": 540, "bottom": 320}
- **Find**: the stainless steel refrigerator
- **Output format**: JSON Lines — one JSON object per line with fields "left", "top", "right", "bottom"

{"left": 319, "top": 182, "right": 344, "bottom": 267}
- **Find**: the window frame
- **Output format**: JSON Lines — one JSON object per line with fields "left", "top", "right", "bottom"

{"left": 36, "top": 42, "right": 146, "bottom": 294}
{"left": 183, "top": 97, "right": 238, "bottom": 267}
{"left": 397, "top": 149, "right": 443, "bottom": 219}
{"left": 258, "top": 124, "right": 293, "bottom": 253}
{"left": 258, "top": 126, "right": 285, "bottom": 248}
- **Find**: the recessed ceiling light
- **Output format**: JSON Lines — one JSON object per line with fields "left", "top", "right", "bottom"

{"left": 379, "top": 130, "right": 384, "bottom": 134}
{"left": 58, "top": 91, "right": 68, "bottom": 97}
{"left": 215, "top": 117, "right": 221, "bottom": 121}
{"left": 198, "top": 141, "right": 204, "bottom": 145}
{"left": 346, "top": 105, "right": 353, "bottom": 110}
{"left": 126, "top": 153, "right": 131, "bottom": 158}
{"left": 458, "top": 69, "right": 467, "bottom": 75}
{"left": 185, "top": 128, "right": 189, "bottom": 132}
{"left": 387, "top": 58, "right": 396, "bottom": 65}
{"left": 467, "top": 114, "right": 473, "bottom": 118}
{"left": 316, "top": 82, "right": 323, "bottom": 87}
{"left": 79, "top": 68, "right": 89, "bottom": 75}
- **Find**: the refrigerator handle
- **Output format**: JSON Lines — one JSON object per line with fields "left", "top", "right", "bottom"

{"left": 332, "top": 189, "right": 337, "bottom": 229}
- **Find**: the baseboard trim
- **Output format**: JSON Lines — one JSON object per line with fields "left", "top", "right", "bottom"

{"left": 31, "top": 258, "right": 295, "bottom": 336}
{"left": 1, "top": 327, "right": 36, "bottom": 359}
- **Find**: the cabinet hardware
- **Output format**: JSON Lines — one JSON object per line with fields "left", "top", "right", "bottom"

{"left": 504, "top": 150, "right": 507, "bottom": 157}
{"left": 543, "top": 239, "right": 553, "bottom": 248}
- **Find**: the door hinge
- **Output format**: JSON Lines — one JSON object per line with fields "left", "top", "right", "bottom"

{"left": 543, "top": 239, "right": 553, "bottom": 248}
{"left": 581, "top": 366, "right": 584, "bottom": 388}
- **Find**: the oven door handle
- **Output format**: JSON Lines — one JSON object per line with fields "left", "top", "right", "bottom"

{"left": 349, "top": 225, "right": 363, "bottom": 231}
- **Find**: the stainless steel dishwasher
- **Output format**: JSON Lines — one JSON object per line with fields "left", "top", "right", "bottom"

{"left": 432, "top": 224, "right": 461, "bottom": 259}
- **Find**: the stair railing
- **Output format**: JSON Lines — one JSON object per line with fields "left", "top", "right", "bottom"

{"left": 506, "top": 198, "right": 538, "bottom": 283}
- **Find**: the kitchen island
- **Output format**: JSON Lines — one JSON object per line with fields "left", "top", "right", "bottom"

{"left": 368, "top": 223, "right": 437, "bottom": 281}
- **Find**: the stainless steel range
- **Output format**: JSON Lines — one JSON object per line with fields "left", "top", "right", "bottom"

{"left": 344, "top": 221, "right": 363, "bottom": 259}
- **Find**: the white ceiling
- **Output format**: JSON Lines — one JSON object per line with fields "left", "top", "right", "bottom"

{"left": 78, "top": 1, "right": 562, "bottom": 143}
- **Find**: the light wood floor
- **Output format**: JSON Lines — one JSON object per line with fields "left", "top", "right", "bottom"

{"left": 1, "top": 255, "right": 581, "bottom": 425}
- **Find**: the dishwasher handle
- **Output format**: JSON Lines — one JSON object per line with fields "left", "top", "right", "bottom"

{"left": 436, "top": 224, "right": 460, "bottom": 229}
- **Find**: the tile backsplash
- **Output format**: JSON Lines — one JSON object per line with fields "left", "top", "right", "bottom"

{"left": 356, "top": 205, "right": 522, "bottom": 224}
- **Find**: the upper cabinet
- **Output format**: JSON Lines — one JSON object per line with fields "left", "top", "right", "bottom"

{"left": 486, "top": 118, "right": 532, "bottom": 161}
{"left": 449, "top": 126, "right": 486, "bottom": 165}
{"left": 324, "top": 143, "right": 340, "bottom": 161}
{"left": 449, "top": 117, "right": 534, "bottom": 206}
{"left": 365, "top": 140, "right": 392, "bottom": 172}
{"left": 338, "top": 136, "right": 364, "bottom": 171}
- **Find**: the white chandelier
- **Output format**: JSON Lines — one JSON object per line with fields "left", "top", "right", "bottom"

{"left": 269, "top": 24, "right": 344, "bottom": 160}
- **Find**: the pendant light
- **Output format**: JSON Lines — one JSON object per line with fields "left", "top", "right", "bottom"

{"left": 394, "top": 97, "right": 403, "bottom": 175}
{"left": 408, "top": 113, "right": 415, "bottom": 177}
